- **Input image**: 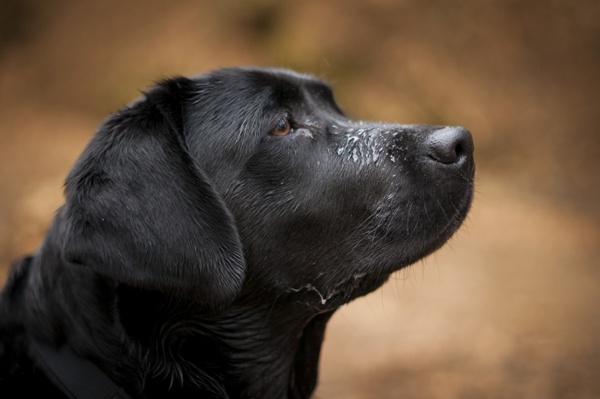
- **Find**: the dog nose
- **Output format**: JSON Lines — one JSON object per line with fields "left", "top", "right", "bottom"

{"left": 426, "top": 126, "right": 473, "bottom": 164}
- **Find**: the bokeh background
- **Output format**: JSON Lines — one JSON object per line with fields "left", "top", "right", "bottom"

{"left": 1, "top": 0, "right": 599, "bottom": 397}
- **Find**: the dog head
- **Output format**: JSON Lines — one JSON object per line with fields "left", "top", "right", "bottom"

{"left": 60, "top": 67, "right": 474, "bottom": 307}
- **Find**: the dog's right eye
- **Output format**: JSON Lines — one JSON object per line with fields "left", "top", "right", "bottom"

{"left": 270, "top": 118, "right": 293, "bottom": 136}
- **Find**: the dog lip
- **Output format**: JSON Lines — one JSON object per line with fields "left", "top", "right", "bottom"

{"left": 394, "top": 182, "right": 474, "bottom": 272}
{"left": 434, "top": 185, "right": 474, "bottom": 244}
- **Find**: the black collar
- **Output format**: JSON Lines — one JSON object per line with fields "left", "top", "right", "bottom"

{"left": 30, "top": 339, "right": 132, "bottom": 399}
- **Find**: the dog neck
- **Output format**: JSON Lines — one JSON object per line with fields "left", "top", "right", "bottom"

{"left": 116, "top": 285, "right": 336, "bottom": 398}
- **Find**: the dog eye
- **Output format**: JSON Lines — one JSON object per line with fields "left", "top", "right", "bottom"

{"left": 271, "top": 118, "right": 292, "bottom": 136}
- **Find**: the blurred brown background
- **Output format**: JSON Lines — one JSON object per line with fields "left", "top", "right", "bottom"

{"left": 1, "top": 0, "right": 599, "bottom": 397}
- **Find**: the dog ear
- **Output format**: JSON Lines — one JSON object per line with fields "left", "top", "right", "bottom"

{"left": 60, "top": 78, "right": 246, "bottom": 304}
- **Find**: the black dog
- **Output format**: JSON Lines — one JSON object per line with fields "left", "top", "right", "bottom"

{"left": 0, "top": 68, "right": 474, "bottom": 398}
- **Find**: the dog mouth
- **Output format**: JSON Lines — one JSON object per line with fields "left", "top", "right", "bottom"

{"left": 438, "top": 186, "right": 474, "bottom": 240}
{"left": 283, "top": 186, "right": 474, "bottom": 312}
{"left": 364, "top": 175, "right": 474, "bottom": 270}
{"left": 405, "top": 183, "right": 474, "bottom": 267}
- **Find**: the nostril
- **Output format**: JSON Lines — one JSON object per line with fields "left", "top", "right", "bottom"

{"left": 426, "top": 126, "right": 473, "bottom": 164}
{"left": 454, "top": 142, "right": 464, "bottom": 158}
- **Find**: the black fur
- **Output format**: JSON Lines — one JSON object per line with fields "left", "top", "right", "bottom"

{"left": 0, "top": 67, "right": 475, "bottom": 398}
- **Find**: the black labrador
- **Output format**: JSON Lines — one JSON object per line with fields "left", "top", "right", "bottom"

{"left": 0, "top": 67, "right": 474, "bottom": 398}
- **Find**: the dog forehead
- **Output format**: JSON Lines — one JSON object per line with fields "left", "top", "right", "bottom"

{"left": 257, "top": 68, "right": 334, "bottom": 102}
{"left": 191, "top": 67, "right": 332, "bottom": 104}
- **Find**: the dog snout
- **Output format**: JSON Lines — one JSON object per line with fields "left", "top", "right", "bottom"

{"left": 425, "top": 126, "right": 473, "bottom": 165}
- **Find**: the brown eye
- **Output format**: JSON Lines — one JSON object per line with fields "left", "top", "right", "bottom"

{"left": 271, "top": 118, "right": 292, "bottom": 136}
